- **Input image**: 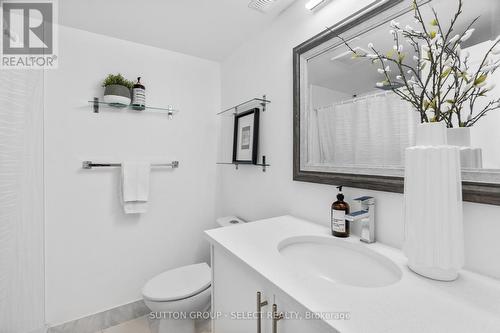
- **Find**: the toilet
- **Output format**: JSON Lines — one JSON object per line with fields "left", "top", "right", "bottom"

{"left": 142, "top": 216, "right": 245, "bottom": 333}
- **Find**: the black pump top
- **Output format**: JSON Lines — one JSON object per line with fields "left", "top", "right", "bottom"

{"left": 336, "top": 185, "right": 344, "bottom": 201}
{"left": 134, "top": 77, "right": 145, "bottom": 89}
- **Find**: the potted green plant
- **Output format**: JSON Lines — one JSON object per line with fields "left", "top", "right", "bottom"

{"left": 102, "top": 73, "right": 134, "bottom": 106}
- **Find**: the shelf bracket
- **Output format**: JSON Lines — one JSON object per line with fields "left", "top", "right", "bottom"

{"left": 261, "top": 94, "right": 267, "bottom": 112}
{"left": 93, "top": 97, "right": 99, "bottom": 113}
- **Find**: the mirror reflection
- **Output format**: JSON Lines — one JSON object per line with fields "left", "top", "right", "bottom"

{"left": 303, "top": 0, "right": 500, "bottom": 175}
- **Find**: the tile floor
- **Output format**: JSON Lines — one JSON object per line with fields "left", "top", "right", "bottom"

{"left": 95, "top": 315, "right": 211, "bottom": 333}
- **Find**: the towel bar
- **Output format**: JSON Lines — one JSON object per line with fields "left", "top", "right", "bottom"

{"left": 82, "top": 161, "right": 179, "bottom": 169}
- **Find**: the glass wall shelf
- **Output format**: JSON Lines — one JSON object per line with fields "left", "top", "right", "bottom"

{"left": 216, "top": 156, "right": 270, "bottom": 172}
{"left": 89, "top": 98, "right": 179, "bottom": 118}
{"left": 216, "top": 95, "right": 270, "bottom": 172}
{"left": 217, "top": 95, "right": 271, "bottom": 116}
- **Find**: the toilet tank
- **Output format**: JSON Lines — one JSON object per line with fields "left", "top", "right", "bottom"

{"left": 216, "top": 216, "right": 246, "bottom": 227}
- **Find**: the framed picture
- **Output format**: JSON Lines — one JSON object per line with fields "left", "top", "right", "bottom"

{"left": 232, "top": 108, "right": 260, "bottom": 164}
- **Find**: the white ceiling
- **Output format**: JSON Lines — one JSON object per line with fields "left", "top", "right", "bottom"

{"left": 59, "top": 0, "right": 298, "bottom": 61}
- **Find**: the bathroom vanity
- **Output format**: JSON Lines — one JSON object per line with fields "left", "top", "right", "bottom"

{"left": 205, "top": 216, "right": 500, "bottom": 333}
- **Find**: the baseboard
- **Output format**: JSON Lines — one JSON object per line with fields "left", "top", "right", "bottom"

{"left": 47, "top": 300, "right": 149, "bottom": 333}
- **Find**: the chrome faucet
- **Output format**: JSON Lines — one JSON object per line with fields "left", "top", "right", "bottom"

{"left": 345, "top": 196, "right": 375, "bottom": 243}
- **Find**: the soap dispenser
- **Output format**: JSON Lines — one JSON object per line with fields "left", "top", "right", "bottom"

{"left": 331, "top": 186, "right": 350, "bottom": 237}
{"left": 131, "top": 77, "right": 146, "bottom": 110}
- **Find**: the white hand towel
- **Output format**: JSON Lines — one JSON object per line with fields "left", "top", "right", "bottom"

{"left": 121, "top": 161, "right": 151, "bottom": 214}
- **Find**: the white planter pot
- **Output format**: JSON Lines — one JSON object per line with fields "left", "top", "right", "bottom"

{"left": 403, "top": 122, "right": 464, "bottom": 281}
{"left": 447, "top": 127, "right": 483, "bottom": 169}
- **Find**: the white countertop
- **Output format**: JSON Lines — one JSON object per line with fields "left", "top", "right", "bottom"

{"left": 205, "top": 215, "right": 500, "bottom": 333}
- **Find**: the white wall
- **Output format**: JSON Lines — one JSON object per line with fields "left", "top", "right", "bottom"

{"left": 218, "top": 0, "right": 500, "bottom": 280}
{"left": 44, "top": 26, "right": 220, "bottom": 325}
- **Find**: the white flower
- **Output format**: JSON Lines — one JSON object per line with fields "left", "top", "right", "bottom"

{"left": 366, "top": 54, "right": 378, "bottom": 59}
{"left": 407, "top": 70, "right": 413, "bottom": 75}
{"left": 385, "top": 66, "right": 391, "bottom": 72}
{"left": 426, "top": 110, "right": 435, "bottom": 121}
{"left": 413, "top": 55, "right": 420, "bottom": 61}
{"left": 368, "top": 42, "right": 374, "bottom": 48}
{"left": 461, "top": 29, "right": 475, "bottom": 42}
{"left": 485, "top": 83, "right": 496, "bottom": 91}
{"left": 376, "top": 82, "right": 385, "bottom": 87}
{"left": 390, "top": 20, "right": 400, "bottom": 29}
{"left": 398, "top": 45, "right": 404, "bottom": 52}
{"left": 491, "top": 48, "right": 500, "bottom": 55}
{"left": 482, "top": 64, "right": 499, "bottom": 73}
{"left": 377, "top": 68, "right": 385, "bottom": 74}
{"left": 396, "top": 75, "right": 403, "bottom": 80}
{"left": 449, "top": 34, "right": 460, "bottom": 44}
{"left": 389, "top": 29, "right": 396, "bottom": 35}
{"left": 393, "top": 45, "right": 398, "bottom": 51}
{"left": 464, "top": 82, "right": 474, "bottom": 91}
{"left": 426, "top": 109, "right": 435, "bottom": 121}
{"left": 430, "top": 34, "right": 441, "bottom": 45}
{"left": 482, "top": 65, "right": 493, "bottom": 72}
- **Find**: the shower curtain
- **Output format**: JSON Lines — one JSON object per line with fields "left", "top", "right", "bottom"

{"left": 0, "top": 70, "right": 45, "bottom": 333}
{"left": 315, "top": 93, "right": 418, "bottom": 167}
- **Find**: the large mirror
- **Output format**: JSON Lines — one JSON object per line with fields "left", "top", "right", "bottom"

{"left": 293, "top": 0, "right": 500, "bottom": 204}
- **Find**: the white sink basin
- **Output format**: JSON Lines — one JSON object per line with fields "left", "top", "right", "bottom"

{"left": 278, "top": 236, "right": 402, "bottom": 288}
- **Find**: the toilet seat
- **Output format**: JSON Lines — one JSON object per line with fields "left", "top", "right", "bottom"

{"left": 142, "top": 263, "right": 211, "bottom": 302}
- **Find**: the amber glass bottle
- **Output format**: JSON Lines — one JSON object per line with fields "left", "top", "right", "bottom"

{"left": 331, "top": 186, "right": 350, "bottom": 237}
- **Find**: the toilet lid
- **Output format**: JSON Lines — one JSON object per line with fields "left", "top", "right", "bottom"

{"left": 142, "top": 263, "right": 211, "bottom": 302}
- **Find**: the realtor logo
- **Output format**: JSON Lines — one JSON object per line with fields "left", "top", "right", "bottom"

{"left": 1, "top": 0, "right": 58, "bottom": 68}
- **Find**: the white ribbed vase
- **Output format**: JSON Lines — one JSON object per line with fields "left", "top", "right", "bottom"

{"left": 447, "top": 127, "right": 483, "bottom": 169}
{"left": 403, "top": 122, "right": 464, "bottom": 281}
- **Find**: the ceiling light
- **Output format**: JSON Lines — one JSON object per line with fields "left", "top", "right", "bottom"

{"left": 305, "top": 0, "right": 327, "bottom": 11}
{"left": 248, "top": 0, "right": 277, "bottom": 13}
